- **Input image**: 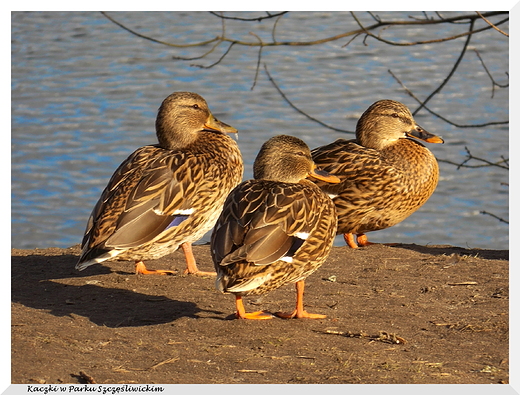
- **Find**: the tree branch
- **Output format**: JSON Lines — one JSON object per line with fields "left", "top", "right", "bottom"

{"left": 476, "top": 11, "right": 509, "bottom": 37}
{"left": 350, "top": 11, "right": 508, "bottom": 47}
{"left": 101, "top": 11, "right": 508, "bottom": 50}
{"left": 438, "top": 147, "right": 509, "bottom": 170}
{"left": 413, "top": 19, "right": 474, "bottom": 114}
{"left": 388, "top": 69, "right": 509, "bottom": 128}
{"left": 100, "top": 11, "right": 220, "bottom": 48}
{"left": 263, "top": 64, "right": 354, "bottom": 134}
{"left": 473, "top": 49, "right": 509, "bottom": 98}
{"left": 208, "top": 11, "right": 288, "bottom": 22}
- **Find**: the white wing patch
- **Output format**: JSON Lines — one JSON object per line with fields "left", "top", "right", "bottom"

{"left": 295, "top": 232, "right": 310, "bottom": 240}
{"left": 172, "top": 208, "right": 195, "bottom": 215}
{"left": 226, "top": 273, "right": 272, "bottom": 293}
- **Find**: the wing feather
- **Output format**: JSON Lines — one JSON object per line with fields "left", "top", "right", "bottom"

{"left": 82, "top": 145, "right": 199, "bottom": 252}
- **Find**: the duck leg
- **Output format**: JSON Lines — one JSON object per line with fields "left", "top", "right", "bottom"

{"left": 135, "top": 261, "right": 177, "bottom": 275}
{"left": 344, "top": 233, "right": 359, "bottom": 248}
{"left": 344, "top": 233, "right": 376, "bottom": 248}
{"left": 235, "top": 295, "right": 274, "bottom": 320}
{"left": 356, "top": 233, "right": 377, "bottom": 247}
{"left": 275, "top": 280, "right": 326, "bottom": 319}
{"left": 182, "top": 242, "right": 216, "bottom": 276}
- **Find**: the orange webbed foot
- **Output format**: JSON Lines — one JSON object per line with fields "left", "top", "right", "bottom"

{"left": 135, "top": 262, "right": 177, "bottom": 275}
{"left": 183, "top": 268, "right": 217, "bottom": 277}
{"left": 275, "top": 281, "right": 327, "bottom": 319}
{"left": 275, "top": 310, "right": 327, "bottom": 319}
{"left": 234, "top": 295, "right": 274, "bottom": 319}
{"left": 356, "top": 234, "right": 376, "bottom": 247}
{"left": 236, "top": 310, "right": 274, "bottom": 320}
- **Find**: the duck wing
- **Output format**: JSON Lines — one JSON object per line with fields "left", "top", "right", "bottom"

{"left": 211, "top": 180, "right": 322, "bottom": 273}
{"left": 78, "top": 145, "right": 201, "bottom": 262}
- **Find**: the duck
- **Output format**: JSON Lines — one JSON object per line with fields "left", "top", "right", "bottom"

{"left": 311, "top": 99, "right": 444, "bottom": 249}
{"left": 211, "top": 135, "right": 339, "bottom": 319}
{"left": 76, "top": 91, "right": 243, "bottom": 276}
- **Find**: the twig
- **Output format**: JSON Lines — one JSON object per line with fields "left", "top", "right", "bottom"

{"left": 388, "top": 69, "right": 509, "bottom": 128}
{"left": 102, "top": 11, "right": 508, "bottom": 50}
{"left": 414, "top": 19, "right": 474, "bottom": 114}
{"left": 191, "top": 42, "right": 236, "bottom": 69}
{"left": 480, "top": 211, "right": 509, "bottom": 224}
{"left": 79, "top": 371, "right": 96, "bottom": 384}
{"left": 149, "top": 357, "right": 180, "bottom": 370}
{"left": 272, "top": 13, "right": 284, "bottom": 42}
{"left": 473, "top": 49, "right": 509, "bottom": 98}
{"left": 209, "top": 11, "right": 288, "bottom": 22}
{"left": 350, "top": 11, "right": 508, "bottom": 46}
{"left": 172, "top": 40, "right": 223, "bottom": 61}
{"left": 320, "top": 329, "right": 407, "bottom": 344}
{"left": 249, "top": 32, "right": 264, "bottom": 90}
{"left": 476, "top": 11, "right": 509, "bottom": 37}
{"left": 447, "top": 281, "right": 478, "bottom": 286}
{"left": 438, "top": 146, "right": 508, "bottom": 170}
{"left": 263, "top": 64, "right": 354, "bottom": 134}
{"left": 100, "top": 12, "right": 219, "bottom": 48}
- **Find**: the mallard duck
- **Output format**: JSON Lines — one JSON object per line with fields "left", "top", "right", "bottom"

{"left": 311, "top": 99, "right": 444, "bottom": 248}
{"left": 76, "top": 92, "right": 243, "bottom": 276}
{"left": 211, "top": 135, "right": 339, "bottom": 319}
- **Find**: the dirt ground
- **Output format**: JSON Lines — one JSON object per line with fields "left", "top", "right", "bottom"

{"left": 11, "top": 242, "right": 508, "bottom": 385}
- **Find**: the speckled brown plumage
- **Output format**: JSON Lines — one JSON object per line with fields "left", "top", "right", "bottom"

{"left": 311, "top": 100, "right": 443, "bottom": 248}
{"left": 211, "top": 135, "right": 338, "bottom": 319}
{"left": 76, "top": 92, "right": 243, "bottom": 275}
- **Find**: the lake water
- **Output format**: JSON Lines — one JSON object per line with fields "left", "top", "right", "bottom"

{"left": 11, "top": 11, "right": 509, "bottom": 251}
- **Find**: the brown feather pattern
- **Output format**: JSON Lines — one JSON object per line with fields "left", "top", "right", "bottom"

{"left": 76, "top": 92, "right": 243, "bottom": 270}
{"left": 211, "top": 135, "right": 337, "bottom": 297}
{"left": 311, "top": 100, "right": 442, "bottom": 239}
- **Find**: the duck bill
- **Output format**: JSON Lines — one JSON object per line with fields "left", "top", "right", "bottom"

{"left": 307, "top": 165, "right": 341, "bottom": 184}
{"left": 204, "top": 112, "right": 238, "bottom": 134}
{"left": 406, "top": 125, "right": 444, "bottom": 144}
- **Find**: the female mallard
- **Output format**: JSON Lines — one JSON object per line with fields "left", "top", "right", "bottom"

{"left": 311, "top": 99, "right": 443, "bottom": 248}
{"left": 76, "top": 92, "right": 243, "bottom": 276}
{"left": 211, "top": 135, "right": 339, "bottom": 320}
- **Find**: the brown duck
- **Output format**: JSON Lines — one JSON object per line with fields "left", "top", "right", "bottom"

{"left": 76, "top": 92, "right": 243, "bottom": 276}
{"left": 311, "top": 100, "right": 444, "bottom": 248}
{"left": 211, "top": 135, "right": 339, "bottom": 319}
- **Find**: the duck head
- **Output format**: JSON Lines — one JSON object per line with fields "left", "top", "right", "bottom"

{"left": 155, "top": 92, "right": 237, "bottom": 150}
{"left": 254, "top": 135, "right": 340, "bottom": 184}
{"left": 356, "top": 100, "right": 444, "bottom": 150}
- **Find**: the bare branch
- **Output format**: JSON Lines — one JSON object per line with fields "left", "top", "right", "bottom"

{"left": 350, "top": 11, "right": 508, "bottom": 46}
{"left": 473, "top": 49, "right": 509, "bottom": 98}
{"left": 476, "top": 11, "right": 509, "bottom": 37}
{"left": 191, "top": 42, "right": 237, "bottom": 69}
{"left": 101, "top": 11, "right": 508, "bottom": 49}
{"left": 438, "top": 147, "right": 509, "bottom": 170}
{"left": 249, "top": 32, "right": 264, "bottom": 90}
{"left": 208, "top": 11, "right": 288, "bottom": 22}
{"left": 271, "top": 12, "right": 284, "bottom": 42}
{"left": 414, "top": 19, "right": 475, "bottom": 113}
{"left": 263, "top": 64, "right": 354, "bottom": 134}
{"left": 480, "top": 211, "right": 509, "bottom": 224}
{"left": 100, "top": 11, "right": 220, "bottom": 48}
{"left": 388, "top": 69, "right": 509, "bottom": 129}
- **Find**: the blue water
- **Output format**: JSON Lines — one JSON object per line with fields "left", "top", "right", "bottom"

{"left": 11, "top": 11, "right": 509, "bottom": 250}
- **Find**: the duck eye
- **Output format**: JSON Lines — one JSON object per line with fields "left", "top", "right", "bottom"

{"left": 391, "top": 113, "right": 399, "bottom": 118}
{"left": 192, "top": 104, "right": 200, "bottom": 109}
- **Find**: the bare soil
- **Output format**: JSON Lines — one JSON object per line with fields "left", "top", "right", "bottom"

{"left": 11, "top": 243, "right": 508, "bottom": 384}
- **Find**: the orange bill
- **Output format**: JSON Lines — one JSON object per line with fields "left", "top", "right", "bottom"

{"left": 308, "top": 164, "right": 341, "bottom": 184}
{"left": 407, "top": 126, "right": 444, "bottom": 144}
{"left": 204, "top": 112, "right": 238, "bottom": 134}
